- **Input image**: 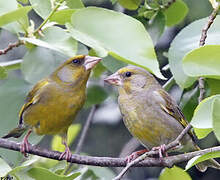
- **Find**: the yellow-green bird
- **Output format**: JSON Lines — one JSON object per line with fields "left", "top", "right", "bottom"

{"left": 2, "top": 55, "right": 101, "bottom": 160}
{"left": 104, "top": 65, "right": 220, "bottom": 172}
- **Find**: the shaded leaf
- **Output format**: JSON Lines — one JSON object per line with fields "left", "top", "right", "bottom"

{"left": 66, "top": 0, "right": 84, "bottom": 8}
{"left": 49, "top": 9, "right": 76, "bottom": 25}
{"left": 212, "top": 98, "right": 220, "bottom": 141}
{"left": 0, "top": 66, "right": 7, "bottom": 79}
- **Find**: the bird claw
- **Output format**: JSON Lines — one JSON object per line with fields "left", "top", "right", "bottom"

{"left": 20, "top": 139, "right": 30, "bottom": 157}
{"left": 59, "top": 146, "right": 72, "bottom": 161}
{"left": 126, "top": 149, "right": 148, "bottom": 163}
{"left": 152, "top": 144, "right": 168, "bottom": 159}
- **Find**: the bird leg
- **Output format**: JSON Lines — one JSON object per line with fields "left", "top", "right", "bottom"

{"left": 126, "top": 149, "right": 149, "bottom": 163}
{"left": 152, "top": 144, "right": 168, "bottom": 158}
{"left": 20, "top": 129, "right": 32, "bottom": 157}
{"left": 59, "top": 136, "right": 72, "bottom": 161}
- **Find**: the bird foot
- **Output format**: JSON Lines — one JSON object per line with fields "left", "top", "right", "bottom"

{"left": 126, "top": 149, "right": 148, "bottom": 163}
{"left": 152, "top": 144, "right": 168, "bottom": 159}
{"left": 20, "top": 139, "right": 30, "bottom": 157}
{"left": 59, "top": 146, "right": 72, "bottom": 161}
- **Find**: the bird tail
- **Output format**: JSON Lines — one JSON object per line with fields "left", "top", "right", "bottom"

{"left": 194, "top": 145, "right": 220, "bottom": 172}
{"left": 2, "top": 126, "right": 27, "bottom": 139}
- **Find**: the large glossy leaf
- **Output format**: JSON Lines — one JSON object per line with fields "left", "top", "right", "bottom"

{"left": 20, "top": 26, "right": 77, "bottom": 57}
{"left": 0, "top": 0, "right": 17, "bottom": 15}
{"left": 65, "top": 0, "right": 84, "bottom": 9}
{"left": 66, "top": 7, "right": 164, "bottom": 79}
{"left": 185, "top": 151, "right": 220, "bottom": 170}
{"left": 183, "top": 45, "right": 220, "bottom": 79}
{"left": 0, "top": 6, "right": 32, "bottom": 27}
{"left": 190, "top": 95, "right": 220, "bottom": 139}
{"left": 159, "top": 166, "right": 191, "bottom": 180}
{"left": 168, "top": 16, "right": 220, "bottom": 88}
{"left": 163, "top": 0, "right": 188, "bottom": 26}
{"left": 21, "top": 46, "right": 68, "bottom": 84}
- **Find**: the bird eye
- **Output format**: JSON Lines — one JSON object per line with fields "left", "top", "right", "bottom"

{"left": 72, "top": 59, "right": 80, "bottom": 64}
{"left": 125, "top": 71, "right": 132, "bottom": 77}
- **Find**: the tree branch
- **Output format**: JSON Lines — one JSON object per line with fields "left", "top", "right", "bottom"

{"left": 198, "top": 4, "right": 220, "bottom": 103}
{"left": 0, "top": 41, "right": 23, "bottom": 55}
{"left": 0, "top": 138, "right": 219, "bottom": 168}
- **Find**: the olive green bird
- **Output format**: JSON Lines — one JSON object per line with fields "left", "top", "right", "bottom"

{"left": 104, "top": 65, "right": 220, "bottom": 172}
{"left": 2, "top": 55, "right": 101, "bottom": 161}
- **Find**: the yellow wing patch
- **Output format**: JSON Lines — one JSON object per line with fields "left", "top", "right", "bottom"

{"left": 19, "top": 79, "right": 49, "bottom": 125}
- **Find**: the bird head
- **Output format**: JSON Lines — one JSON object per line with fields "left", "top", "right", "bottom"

{"left": 104, "top": 66, "right": 159, "bottom": 93}
{"left": 52, "top": 55, "right": 101, "bottom": 85}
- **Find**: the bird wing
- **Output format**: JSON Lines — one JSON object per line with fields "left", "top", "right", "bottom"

{"left": 19, "top": 79, "right": 49, "bottom": 126}
{"left": 156, "top": 89, "right": 195, "bottom": 140}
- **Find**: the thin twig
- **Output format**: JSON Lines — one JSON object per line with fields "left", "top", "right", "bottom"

{"left": 0, "top": 138, "right": 219, "bottom": 168}
{"left": 75, "top": 105, "right": 97, "bottom": 154}
{"left": 64, "top": 105, "right": 97, "bottom": 174}
{"left": 198, "top": 4, "right": 220, "bottom": 103}
{"left": 0, "top": 41, "right": 23, "bottom": 55}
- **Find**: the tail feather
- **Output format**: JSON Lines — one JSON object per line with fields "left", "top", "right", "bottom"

{"left": 2, "top": 126, "right": 27, "bottom": 139}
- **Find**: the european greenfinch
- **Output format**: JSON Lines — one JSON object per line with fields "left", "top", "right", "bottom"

{"left": 2, "top": 55, "right": 101, "bottom": 160}
{"left": 104, "top": 65, "right": 220, "bottom": 172}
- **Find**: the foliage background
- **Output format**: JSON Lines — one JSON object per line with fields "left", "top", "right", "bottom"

{"left": 0, "top": 0, "right": 220, "bottom": 179}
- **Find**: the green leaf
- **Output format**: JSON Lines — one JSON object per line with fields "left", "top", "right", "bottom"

{"left": 51, "top": 124, "right": 81, "bottom": 152}
{"left": 17, "top": 0, "right": 29, "bottom": 3}
{"left": 21, "top": 46, "right": 68, "bottom": 84}
{"left": 0, "top": 66, "right": 7, "bottom": 79}
{"left": 212, "top": 98, "right": 220, "bottom": 141}
{"left": 207, "top": 79, "right": 220, "bottom": 96}
{"left": 179, "top": 87, "right": 199, "bottom": 121}
{"left": 163, "top": 0, "right": 188, "bottom": 26}
{"left": 66, "top": 7, "right": 164, "bottom": 79}
{"left": 185, "top": 151, "right": 220, "bottom": 170}
{"left": 159, "top": 166, "right": 191, "bottom": 180}
{"left": 85, "top": 85, "right": 108, "bottom": 108}
{"left": 0, "top": 158, "right": 12, "bottom": 177}
{"left": 118, "top": 0, "right": 142, "bottom": 10}
{"left": 193, "top": 128, "right": 213, "bottom": 139}
{"left": 77, "top": 167, "right": 99, "bottom": 180}
{"left": 20, "top": 26, "right": 77, "bottom": 57}
{"left": 146, "top": 11, "right": 165, "bottom": 45}
{"left": 0, "top": 6, "right": 32, "bottom": 27}
{"left": 65, "top": 0, "right": 84, "bottom": 8}
{"left": 29, "top": 0, "right": 52, "bottom": 19}
{"left": 182, "top": 45, "right": 220, "bottom": 79}
{"left": 49, "top": 9, "right": 76, "bottom": 25}
{"left": 168, "top": 16, "right": 220, "bottom": 88}
{"left": 190, "top": 95, "right": 220, "bottom": 139}
{"left": 28, "top": 167, "right": 80, "bottom": 180}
